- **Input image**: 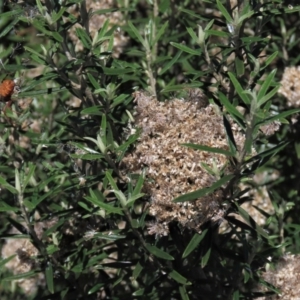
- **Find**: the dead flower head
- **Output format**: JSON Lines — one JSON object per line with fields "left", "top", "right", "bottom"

{"left": 122, "top": 91, "right": 246, "bottom": 236}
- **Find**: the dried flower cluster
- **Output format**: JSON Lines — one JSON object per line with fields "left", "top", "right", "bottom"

{"left": 260, "top": 121, "right": 281, "bottom": 136}
{"left": 257, "top": 254, "right": 300, "bottom": 300}
{"left": 122, "top": 91, "right": 246, "bottom": 235}
{"left": 1, "top": 220, "right": 53, "bottom": 295}
{"left": 278, "top": 66, "right": 300, "bottom": 107}
{"left": 67, "top": 0, "right": 128, "bottom": 57}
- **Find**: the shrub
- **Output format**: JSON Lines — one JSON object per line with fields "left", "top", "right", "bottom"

{"left": 0, "top": 1, "right": 300, "bottom": 299}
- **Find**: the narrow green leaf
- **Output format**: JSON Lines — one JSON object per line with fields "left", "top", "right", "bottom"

{"left": 0, "top": 9, "right": 22, "bottom": 19}
{"left": 238, "top": 10, "right": 254, "bottom": 23}
{"left": 126, "top": 193, "right": 145, "bottom": 207}
{"left": 96, "top": 19, "right": 110, "bottom": 40}
{"left": 45, "top": 262, "right": 54, "bottom": 294}
{"left": 0, "top": 255, "right": 16, "bottom": 268}
{"left": 228, "top": 72, "right": 251, "bottom": 105}
{"left": 52, "top": 32, "right": 63, "bottom": 43}
{"left": 112, "top": 94, "right": 128, "bottom": 107}
{"left": 146, "top": 244, "right": 174, "bottom": 260}
{"left": 186, "top": 27, "right": 199, "bottom": 44}
{"left": 217, "top": 0, "right": 233, "bottom": 23}
{"left": 179, "top": 285, "right": 190, "bottom": 300}
{"left": 0, "top": 176, "right": 18, "bottom": 194}
{"left": 87, "top": 73, "right": 101, "bottom": 90}
{"left": 0, "top": 18, "right": 19, "bottom": 38}
{"left": 88, "top": 283, "right": 105, "bottom": 295}
{"left": 169, "top": 270, "right": 190, "bottom": 285}
{"left": 205, "top": 29, "right": 230, "bottom": 38}
{"left": 181, "top": 143, "right": 233, "bottom": 156}
{"left": 173, "top": 174, "right": 234, "bottom": 203}
{"left": 152, "top": 21, "right": 169, "bottom": 46}
{"left": 133, "top": 262, "right": 143, "bottom": 280}
{"left": 51, "top": 7, "right": 66, "bottom": 23}
{"left": 179, "top": 8, "right": 209, "bottom": 20}
{"left": 75, "top": 27, "right": 92, "bottom": 48}
{"left": 3, "top": 270, "right": 38, "bottom": 281}
{"left": 204, "top": 19, "right": 215, "bottom": 31}
{"left": 182, "top": 229, "right": 208, "bottom": 258}
{"left": 84, "top": 195, "right": 123, "bottom": 215}
{"left": 132, "top": 173, "right": 145, "bottom": 197}
{"left": 132, "top": 289, "right": 145, "bottom": 296}
{"left": 257, "top": 108, "right": 300, "bottom": 126}
{"left": 0, "top": 202, "right": 19, "bottom": 212}
{"left": 235, "top": 56, "right": 245, "bottom": 76}
{"left": 257, "top": 69, "right": 277, "bottom": 103}
{"left": 22, "top": 163, "right": 36, "bottom": 192}
{"left": 170, "top": 42, "right": 201, "bottom": 55}
{"left": 201, "top": 248, "right": 211, "bottom": 268}
{"left": 128, "top": 21, "right": 147, "bottom": 49}
{"left": 263, "top": 51, "right": 278, "bottom": 69}
{"left": 235, "top": 203, "right": 269, "bottom": 239}
{"left": 258, "top": 85, "right": 280, "bottom": 106}
{"left": 218, "top": 92, "right": 245, "bottom": 122}
{"left": 105, "top": 171, "right": 118, "bottom": 190}
{"left": 100, "top": 114, "right": 107, "bottom": 147}
{"left": 111, "top": 189, "right": 127, "bottom": 207}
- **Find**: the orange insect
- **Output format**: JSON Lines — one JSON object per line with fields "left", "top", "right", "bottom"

{"left": 0, "top": 79, "right": 15, "bottom": 102}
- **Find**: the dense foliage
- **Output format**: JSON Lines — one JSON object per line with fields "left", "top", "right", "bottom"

{"left": 1, "top": 0, "right": 300, "bottom": 299}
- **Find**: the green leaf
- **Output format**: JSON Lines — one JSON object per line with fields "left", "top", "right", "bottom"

{"left": 169, "top": 270, "right": 191, "bottom": 285}
{"left": 80, "top": 106, "right": 103, "bottom": 115}
{"left": 258, "top": 85, "right": 280, "bottom": 107}
{"left": 84, "top": 190, "right": 123, "bottom": 215}
{"left": 45, "top": 262, "right": 54, "bottom": 294}
{"left": 0, "top": 201, "right": 19, "bottom": 212}
{"left": 170, "top": 42, "right": 201, "bottom": 56}
{"left": 75, "top": 27, "right": 92, "bottom": 48}
{"left": 133, "top": 262, "right": 143, "bottom": 280}
{"left": 181, "top": 143, "right": 233, "bottom": 156}
{"left": 52, "top": 32, "right": 63, "bottom": 43}
{"left": 205, "top": 29, "right": 230, "bottom": 38}
{"left": 132, "top": 289, "right": 145, "bottom": 296}
{"left": 128, "top": 21, "right": 147, "bottom": 49}
{"left": 0, "top": 18, "right": 19, "bottom": 38}
{"left": 152, "top": 21, "right": 169, "bottom": 46}
{"left": 228, "top": 72, "right": 250, "bottom": 105}
{"left": 218, "top": 92, "right": 245, "bottom": 127}
{"left": 0, "top": 255, "right": 16, "bottom": 268}
{"left": 112, "top": 94, "right": 129, "bottom": 108}
{"left": 182, "top": 229, "right": 208, "bottom": 258}
{"left": 263, "top": 51, "right": 278, "bottom": 69}
{"left": 186, "top": 27, "right": 199, "bottom": 44}
{"left": 126, "top": 193, "right": 145, "bottom": 207}
{"left": 132, "top": 173, "right": 145, "bottom": 197}
{"left": 179, "top": 8, "right": 209, "bottom": 20}
{"left": 87, "top": 73, "right": 101, "bottom": 90}
{"left": 201, "top": 248, "right": 211, "bottom": 268}
{"left": 0, "top": 176, "right": 18, "bottom": 194}
{"left": 105, "top": 171, "right": 118, "bottom": 191}
{"left": 217, "top": 0, "right": 233, "bottom": 23}
{"left": 179, "top": 285, "right": 190, "bottom": 300}
{"left": 146, "top": 244, "right": 174, "bottom": 260}
{"left": 234, "top": 203, "right": 269, "bottom": 239}
{"left": 3, "top": 270, "right": 38, "bottom": 281}
{"left": 256, "top": 108, "right": 300, "bottom": 128}
{"left": 235, "top": 56, "right": 245, "bottom": 76}
{"left": 173, "top": 174, "right": 234, "bottom": 203}
{"left": 88, "top": 283, "right": 105, "bottom": 295}
{"left": 51, "top": 7, "right": 66, "bottom": 23}
{"left": 257, "top": 69, "right": 277, "bottom": 104}
{"left": 22, "top": 163, "right": 36, "bottom": 192}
